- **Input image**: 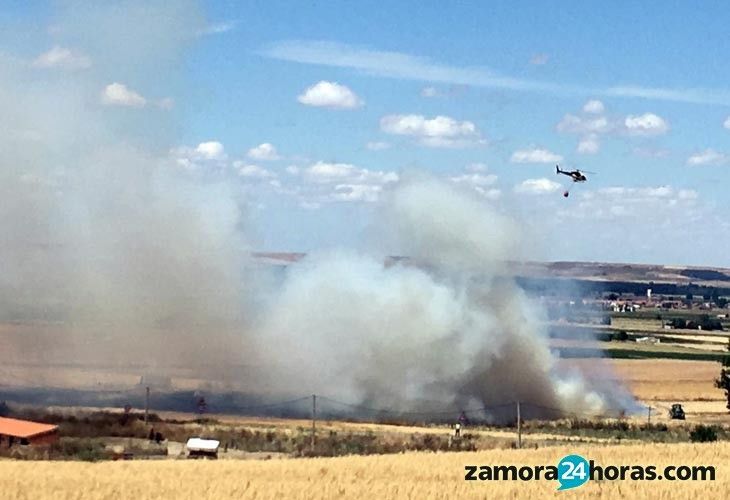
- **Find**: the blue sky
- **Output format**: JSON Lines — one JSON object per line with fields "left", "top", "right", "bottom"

{"left": 4, "top": 1, "right": 730, "bottom": 265}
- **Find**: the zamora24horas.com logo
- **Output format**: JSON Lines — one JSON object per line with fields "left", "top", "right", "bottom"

{"left": 465, "top": 454, "right": 716, "bottom": 491}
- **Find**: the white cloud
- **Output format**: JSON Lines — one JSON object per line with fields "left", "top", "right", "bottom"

{"left": 577, "top": 134, "right": 600, "bottom": 154}
{"left": 724, "top": 116, "right": 730, "bottom": 130}
{"left": 286, "top": 165, "right": 300, "bottom": 175}
{"left": 297, "top": 81, "right": 363, "bottom": 109}
{"left": 597, "top": 186, "right": 680, "bottom": 198}
{"left": 236, "top": 163, "right": 276, "bottom": 179}
{"left": 451, "top": 174, "right": 500, "bottom": 200}
{"left": 247, "top": 143, "right": 280, "bottom": 161}
{"left": 514, "top": 178, "right": 562, "bottom": 194}
{"left": 557, "top": 114, "right": 611, "bottom": 135}
{"left": 450, "top": 173, "right": 497, "bottom": 187}
{"left": 510, "top": 148, "right": 563, "bottom": 164}
{"left": 632, "top": 147, "right": 670, "bottom": 159}
{"left": 171, "top": 141, "right": 227, "bottom": 169}
{"left": 195, "top": 141, "right": 225, "bottom": 160}
{"left": 366, "top": 141, "right": 390, "bottom": 151}
{"left": 295, "top": 161, "right": 399, "bottom": 204}
{"left": 466, "top": 162, "right": 488, "bottom": 172}
{"left": 380, "top": 114, "right": 483, "bottom": 148}
{"left": 678, "top": 189, "right": 698, "bottom": 200}
{"left": 624, "top": 113, "right": 669, "bottom": 136}
{"left": 421, "top": 86, "right": 438, "bottom": 97}
{"left": 262, "top": 40, "right": 730, "bottom": 105}
{"left": 197, "top": 20, "right": 237, "bottom": 36}
{"left": 686, "top": 149, "right": 729, "bottom": 166}
{"left": 305, "top": 161, "right": 398, "bottom": 185}
{"left": 529, "top": 53, "right": 549, "bottom": 65}
{"left": 33, "top": 46, "right": 91, "bottom": 70}
{"left": 332, "top": 184, "right": 383, "bottom": 202}
{"left": 582, "top": 99, "right": 604, "bottom": 114}
{"left": 101, "top": 83, "right": 147, "bottom": 108}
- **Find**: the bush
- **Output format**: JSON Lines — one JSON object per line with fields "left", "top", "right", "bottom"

{"left": 613, "top": 331, "right": 629, "bottom": 342}
{"left": 689, "top": 425, "right": 718, "bottom": 443}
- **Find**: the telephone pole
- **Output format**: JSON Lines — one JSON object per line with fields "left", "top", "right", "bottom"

{"left": 311, "top": 394, "right": 317, "bottom": 454}
{"left": 516, "top": 401, "right": 522, "bottom": 449}
{"left": 647, "top": 406, "right": 652, "bottom": 425}
{"left": 145, "top": 386, "right": 150, "bottom": 424}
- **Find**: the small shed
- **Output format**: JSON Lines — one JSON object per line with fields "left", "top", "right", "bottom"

{"left": 0, "top": 417, "right": 59, "bottom": 447}
{"left": 186, "top": 437, "right": 219, "bottom": 459}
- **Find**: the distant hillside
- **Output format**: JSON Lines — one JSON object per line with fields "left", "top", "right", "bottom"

{"left": 251, "top": 252, "right": 730, "bottom": 292}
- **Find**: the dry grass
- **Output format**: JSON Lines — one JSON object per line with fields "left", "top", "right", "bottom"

{"left": 560, "top": 358, "right": 725, "bottom": 403}
{"left": 610, "top": 359, "right": 725, "bottom": 402}
{"left": 1, "top": 442, "right": 728, "bottom": 499}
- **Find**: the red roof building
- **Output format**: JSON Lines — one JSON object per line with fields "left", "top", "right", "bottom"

{"left": 0, "top": 417, "right": 59, "bottom": 446}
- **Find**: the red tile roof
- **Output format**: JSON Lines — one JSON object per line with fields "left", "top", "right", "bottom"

{"left": 0, "top": 417, "right": 58, "bottom": 438}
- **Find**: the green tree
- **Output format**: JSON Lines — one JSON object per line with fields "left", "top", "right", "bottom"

{"left": 716, "top": 338, "right": 730, "bottom": 412}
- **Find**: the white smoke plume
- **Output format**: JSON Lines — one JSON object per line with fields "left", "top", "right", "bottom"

{"left": 254, "top": 178, "right": 635, "bottom": 419}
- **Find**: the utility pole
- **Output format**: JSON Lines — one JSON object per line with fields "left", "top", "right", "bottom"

{"left": 311, "top": 394, "right": 317, "bottom": 454}
{"left": 647, "top": 406, "right": 652, "bottom": 425}
{"left": 145, "top": 386, "right": 150, "bottom": 424}
{"left": 516, "top": 401, "right": 522, "bottom": 449}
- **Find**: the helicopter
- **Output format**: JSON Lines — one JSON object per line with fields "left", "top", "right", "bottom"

{"left": 556, "top": 165, "right": 593, "bottom": 182}
{"left": 556, "top": 164, "right": 595, "bottom": 197}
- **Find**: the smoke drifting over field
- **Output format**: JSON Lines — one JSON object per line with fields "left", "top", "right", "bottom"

{"left": 0, "top": 1, "right": 635, "bottom": 420}
{"left": 254, "top": 178, "right": 635, "bottom": 418}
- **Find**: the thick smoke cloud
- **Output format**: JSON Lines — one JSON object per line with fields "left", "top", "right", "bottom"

{"left": 255, "top": 179, "right": 635, "bottom": 419}
{"left": 0, "top": 2, "right": 252, "bottom": 380}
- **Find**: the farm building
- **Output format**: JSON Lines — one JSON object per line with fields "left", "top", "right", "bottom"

{"left": 0, "top": 417, "right": 59, "bottom": 447}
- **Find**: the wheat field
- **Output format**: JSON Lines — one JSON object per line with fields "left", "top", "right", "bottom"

{"left": 1, "top": 442, "right": 727, "bottom": 499}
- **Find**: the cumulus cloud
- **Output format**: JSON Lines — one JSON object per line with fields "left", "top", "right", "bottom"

{"left": 624, "top": 113, "right": 669, "bottom": 136}
{"left": 380, "top": 114, "right": 484, "bottom": 148}
{"left": 514, "top": 178, "right": 562, "bottom": 194}
{"left": 194, "top": 141, "right": 225, "bottom": 160}
{"left": 632, "top": 147, "right": 670, "bottom": 159}
{"left": 557, "top": 185, "right": 699, "bottom": 223}
{"left": 510, "top": 148, "right": 563, "bottom": 164}
{"left": 577, "top": 134, "right": 600, "bottom": 154}
{"left": 724, "top": 116, "right": 730, "bottom": 130}
{"left": 101, "top": 83, "right": 147, "bottom": 108}
{"left": 305, "top": 161, "right": 398, "bottom": 185}
{"left": 421, "top": 86, "right": 439, "bottom": 97}
{"left": 33, "top": 46, "right": 91, "bottom": 70}
{"left": 582, "top": 99, "right": 604, "bottom": 114}
{"left": 450, "top": 171, "right": 500, "bottom": 200}
{"left": 247, "top": 143, "right": 280, "bottom": 161}
{"left": 297, "top": 81, "right": 363, "bottom": 109}
{"left": 686, "top": 149, "right": 729, "bottom": 166}
{"left": 557, "top": 114, "right": 611, "bottom": 135}
{"left": 331, "top": 184, "right": 384, "bottom": 202}
{"left": 557, "top": 102, "right": 668, "bottom": 154}
{"left": 171, "top": 141, "right": 227, "bottom": 169}
{"left": 366, "top": 141, "right": 390, "bottom": 151}
{"left": 450, "top": 173, "right": 497, "bottom": 187}
{"left": 291, "top": 161, "right": 399, "bottom": 204}
{"left": 235, "top": 163, "right": 276, "bottom": 179}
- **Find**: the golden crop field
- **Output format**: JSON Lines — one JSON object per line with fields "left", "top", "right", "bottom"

{"left": 1, "top": 442, "right": 727, "bottom": 499}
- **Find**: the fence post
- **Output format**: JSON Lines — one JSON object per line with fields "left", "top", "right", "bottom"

{"left": 516, "top": 401, "right": 522, "bottom": 449}
{"left": 311, "top": 394, "right": 317, "bottom": 454}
